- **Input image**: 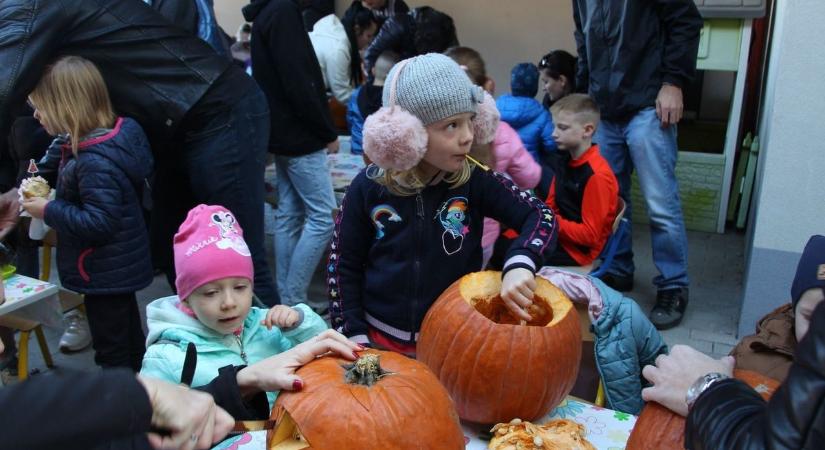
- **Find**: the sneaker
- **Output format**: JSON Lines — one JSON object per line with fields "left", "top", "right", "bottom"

{"left": 650, "top": 287, "right": 689, "bottom": 330}
{"left": 597, "top": 272, "right": 635, "bottom": 292}
{"left": 59, "top": 309, "right": 92, "bottom": 353}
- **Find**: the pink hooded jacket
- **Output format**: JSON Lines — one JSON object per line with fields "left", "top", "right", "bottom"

{"left": 482, "top": 122, "right": 542, "bottom": 261}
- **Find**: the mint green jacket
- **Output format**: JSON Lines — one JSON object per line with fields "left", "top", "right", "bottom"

{"left": 140, "top": 296, "right": 328, "bottom": 407}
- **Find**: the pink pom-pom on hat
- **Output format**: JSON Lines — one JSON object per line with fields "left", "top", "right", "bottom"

{"left": 473, "top": 90, "right": 501, "bottom": 145}
{"left": 363, "top": 106, "right": 428, "bottom": 171}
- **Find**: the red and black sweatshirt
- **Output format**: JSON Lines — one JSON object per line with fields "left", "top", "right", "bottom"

{"left": 543, "top": 144, "right": 619, "bottom": 265}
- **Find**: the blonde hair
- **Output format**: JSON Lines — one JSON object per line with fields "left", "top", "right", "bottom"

{"left": 550, "top": 93, "right": 600, "bottom": 128}
{"left": 368, "top": 161, "right": 474, "bottom": 196}
{"left": 29, "top": 56, "right": 116, "bottom": 154}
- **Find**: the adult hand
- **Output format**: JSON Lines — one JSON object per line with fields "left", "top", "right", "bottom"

{"left": 655, "top": 84, "right": 684, "bottom": 128}
{"left": 641, "top": 344, "right": 735, "bottom": 417}
{"left": 236, "top": 329, "right": 361, "bottom": 394}
{"left": 21, "top": 197, "right": 48, "bottom": 220}
{"left": 0, "top": 189, "right": 21, "bottom": 240}
{"left": 501, "top": 268, "right": 536, "bottom": 322}
{"left": 261, "top": 305, "right": 301, "bottom": 330}
{"left": 137, "top": 375, "right": 234, "bottom": 450}
{"left": 326, "top": 139, "right": 340, "bottom": 154}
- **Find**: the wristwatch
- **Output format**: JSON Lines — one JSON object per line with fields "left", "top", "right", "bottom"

{"left": 685, "top": 372, "right": 730, "bottom": 410}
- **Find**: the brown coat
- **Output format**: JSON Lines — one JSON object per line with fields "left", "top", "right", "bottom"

{"left": 731, "top": 303, "right": 796, "bottom": 383}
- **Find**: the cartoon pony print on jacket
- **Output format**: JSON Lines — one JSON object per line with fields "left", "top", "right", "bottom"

{"left": 211, "top": 211, "right": 251, "bottom": 256}
{"left": 437, "top": 197, "right": 469, "bottom": 255}
{"left": 370, "top": 204, "right": 402, "bottom": 239}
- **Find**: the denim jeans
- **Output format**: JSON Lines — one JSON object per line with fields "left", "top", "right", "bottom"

{"left": 273, "top": 150, "right": 336, "bottom": 306}
{"left": 594, "top": 107, "right": 689, "bottom": 289}
{"left": 151, "top": 85, "right": 279, "bottom": 305}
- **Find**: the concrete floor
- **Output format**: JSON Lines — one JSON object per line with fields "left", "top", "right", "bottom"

{"left": 3, "top": 225, "right": 746, "bottom": 380}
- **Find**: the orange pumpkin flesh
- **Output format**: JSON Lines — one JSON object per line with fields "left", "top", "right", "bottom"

{"left": 267, "top": 350, "right": 465, "bottom": 450}
{"left": 417, "top": 271, "right": 582, "bottom": 424}
{"left": 626, "top": 369, "right": 780, "bottom": 449}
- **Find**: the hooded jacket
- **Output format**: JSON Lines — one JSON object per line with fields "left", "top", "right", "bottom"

{"left": 539, "top": 268, "right": 668, "bottom": 415}
{"left": 243, "top": 0, "right": 337, "bottom": 156}
{"left": 141, "top": 296, "right": 328, "bottom": 407}
{"left": 572, "top": 0, "right": 703, "bottom": 120}
{"left": 731, "top": 304, "right": 796, "bottom": 383}
{"left": 0, "top": 0, "right": 238, "bottom": 149}
{"left": 43, "top": 117, "right": 153, "bottom": 295}
{"left": 496, "top": 94, "right": 557, "bottom": 160}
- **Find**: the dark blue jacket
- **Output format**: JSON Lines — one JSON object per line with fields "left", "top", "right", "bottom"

{"left": 44, "top": 117, "right": 154, "bottom": 295}
{"left": 328, "top": 166, "right": 558, "bottom": 345}
{"left": 496, "top": 94, "right": 557, "bottom": 161}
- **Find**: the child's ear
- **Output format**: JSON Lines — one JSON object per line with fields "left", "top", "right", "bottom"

{"left": 583, "top": 122, "right": 596, "bottom": 138}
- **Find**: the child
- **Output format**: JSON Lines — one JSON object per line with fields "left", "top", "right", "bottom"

{"left": 141, "top": 204, "right": 328, "bottom": 406}
{"left": 444, "top": 47, "right": 542, "bottom": 268}
{"left": 21, "top": 56, "right": 153, "bottom": 371}
{"left": 329, "top": 53, "right": 557, "bottom": 354}
{"left": 538, "top": 50, "right": 577, "bottom": 109}
{"left": 540, "top": 94, "right": 619, "bottom": 266}
{"left": 496, "top": 62, "right": 557, "bottom": 161}
{"left": 347, "top": 50, "right": 401, "bottom": 154}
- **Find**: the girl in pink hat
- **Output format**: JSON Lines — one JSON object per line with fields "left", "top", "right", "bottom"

{"left": 141, "top": 204, "right": 331, "bottom": 407}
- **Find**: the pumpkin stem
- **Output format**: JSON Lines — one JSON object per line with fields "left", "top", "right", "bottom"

{"left": 343, "top": 353, "right": 393, "bottom": 386}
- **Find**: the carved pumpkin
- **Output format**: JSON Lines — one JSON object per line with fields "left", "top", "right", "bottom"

{"left": 267, "top": 350, "right": 465, "bottom": 450}
{"left": 626, "top": 369, "right": 780, "bottom": 449}
{"left": 417, "top": 271, "right": 582, "bottom": 424}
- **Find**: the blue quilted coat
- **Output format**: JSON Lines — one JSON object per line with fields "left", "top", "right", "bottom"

{"left": 496, "top": 94, "right": 557, "bottom": 161}
{"left": 590, "top": 277, "right": 668, "bottom": 414}
{"left": 43, "top": 117, "right": 154, "bottom": 295}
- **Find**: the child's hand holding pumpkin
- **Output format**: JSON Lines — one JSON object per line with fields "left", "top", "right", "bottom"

{"left": 262, "top": 305, "right": 301, "bottom": 330}
{"left": 501, "top": 267, "right": 536, "bottom": 322}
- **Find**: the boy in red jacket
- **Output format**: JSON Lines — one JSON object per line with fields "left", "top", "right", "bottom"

{"left": 542, "top": 93, "right": 619, "bottom": 266}
{"left": 491, "top": 94, "right": 618, "bottom": 268}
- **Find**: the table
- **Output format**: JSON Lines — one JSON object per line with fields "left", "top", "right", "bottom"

{"left": 0, "top": 274, "right": 61, "bottom": 326}
{"left": 211, "top": 397, "right": 637, "bottom": 450}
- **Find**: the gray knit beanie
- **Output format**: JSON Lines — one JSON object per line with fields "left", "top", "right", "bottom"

{"left": 383, "top": 53, "right": 482, "bottom": 125}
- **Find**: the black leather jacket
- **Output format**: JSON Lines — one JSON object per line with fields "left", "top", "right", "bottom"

{"left": 572, "top": 0, "right": 703, "bottom": 120}
{"left": 686, "top": 299, "right": 825, "bottom": 449}
{"left": 0, "top": 0, "right": 232, "bottom": 147}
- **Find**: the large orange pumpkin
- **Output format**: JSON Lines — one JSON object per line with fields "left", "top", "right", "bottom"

{"left": 417, "top": 271, "right": 582, "bottom": 424}
{"left": 626, "top": 369, "right": 780, "bottom": 449}
{"left": 266, "top": 349, "right": 465, "bottom": 450}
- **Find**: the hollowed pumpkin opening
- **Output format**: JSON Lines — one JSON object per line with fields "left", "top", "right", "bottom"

{"left": 459, "top": 271, "right": 566, "bottom": 327}
{"left": 270, "top": 410, "right": 310, "bottom": 450}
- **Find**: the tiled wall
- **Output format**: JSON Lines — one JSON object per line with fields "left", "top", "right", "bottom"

{"left": 630, "top": 152, "right": 725, "bottom": 233}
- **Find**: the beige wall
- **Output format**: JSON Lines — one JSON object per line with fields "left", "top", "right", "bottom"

{"left": 215, "top": 0, "right": 578, "bottom": 97}
{"left": 215, "top": 0, "right": 249, "bottom": 37}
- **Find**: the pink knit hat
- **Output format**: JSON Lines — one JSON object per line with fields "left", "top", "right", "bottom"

{"left": 174, "top": 204, "right": 254, "bottom": 301}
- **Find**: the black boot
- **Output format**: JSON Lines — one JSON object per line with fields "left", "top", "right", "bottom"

{"left": 650, "top": 287, "right": 689, "bottom": 330}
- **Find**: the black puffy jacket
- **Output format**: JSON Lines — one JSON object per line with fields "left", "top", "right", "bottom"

{"left": 572, "top": 0, "right": 703, "bottom": 120}
{"left": 0, "top": 0, "right": 235, "bottom": 149}
{"left": 44, "top": 118, "right": 153, "bottom": 295}
{"left": 685, "top": 299, "right": 825, "bottom": 449}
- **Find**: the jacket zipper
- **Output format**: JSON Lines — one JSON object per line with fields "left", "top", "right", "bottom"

{"left": 412, "top": 193, "right": 425, "bottom": 344}
{"left": 234, "top": 334, "right": 248, "bottom": 364}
